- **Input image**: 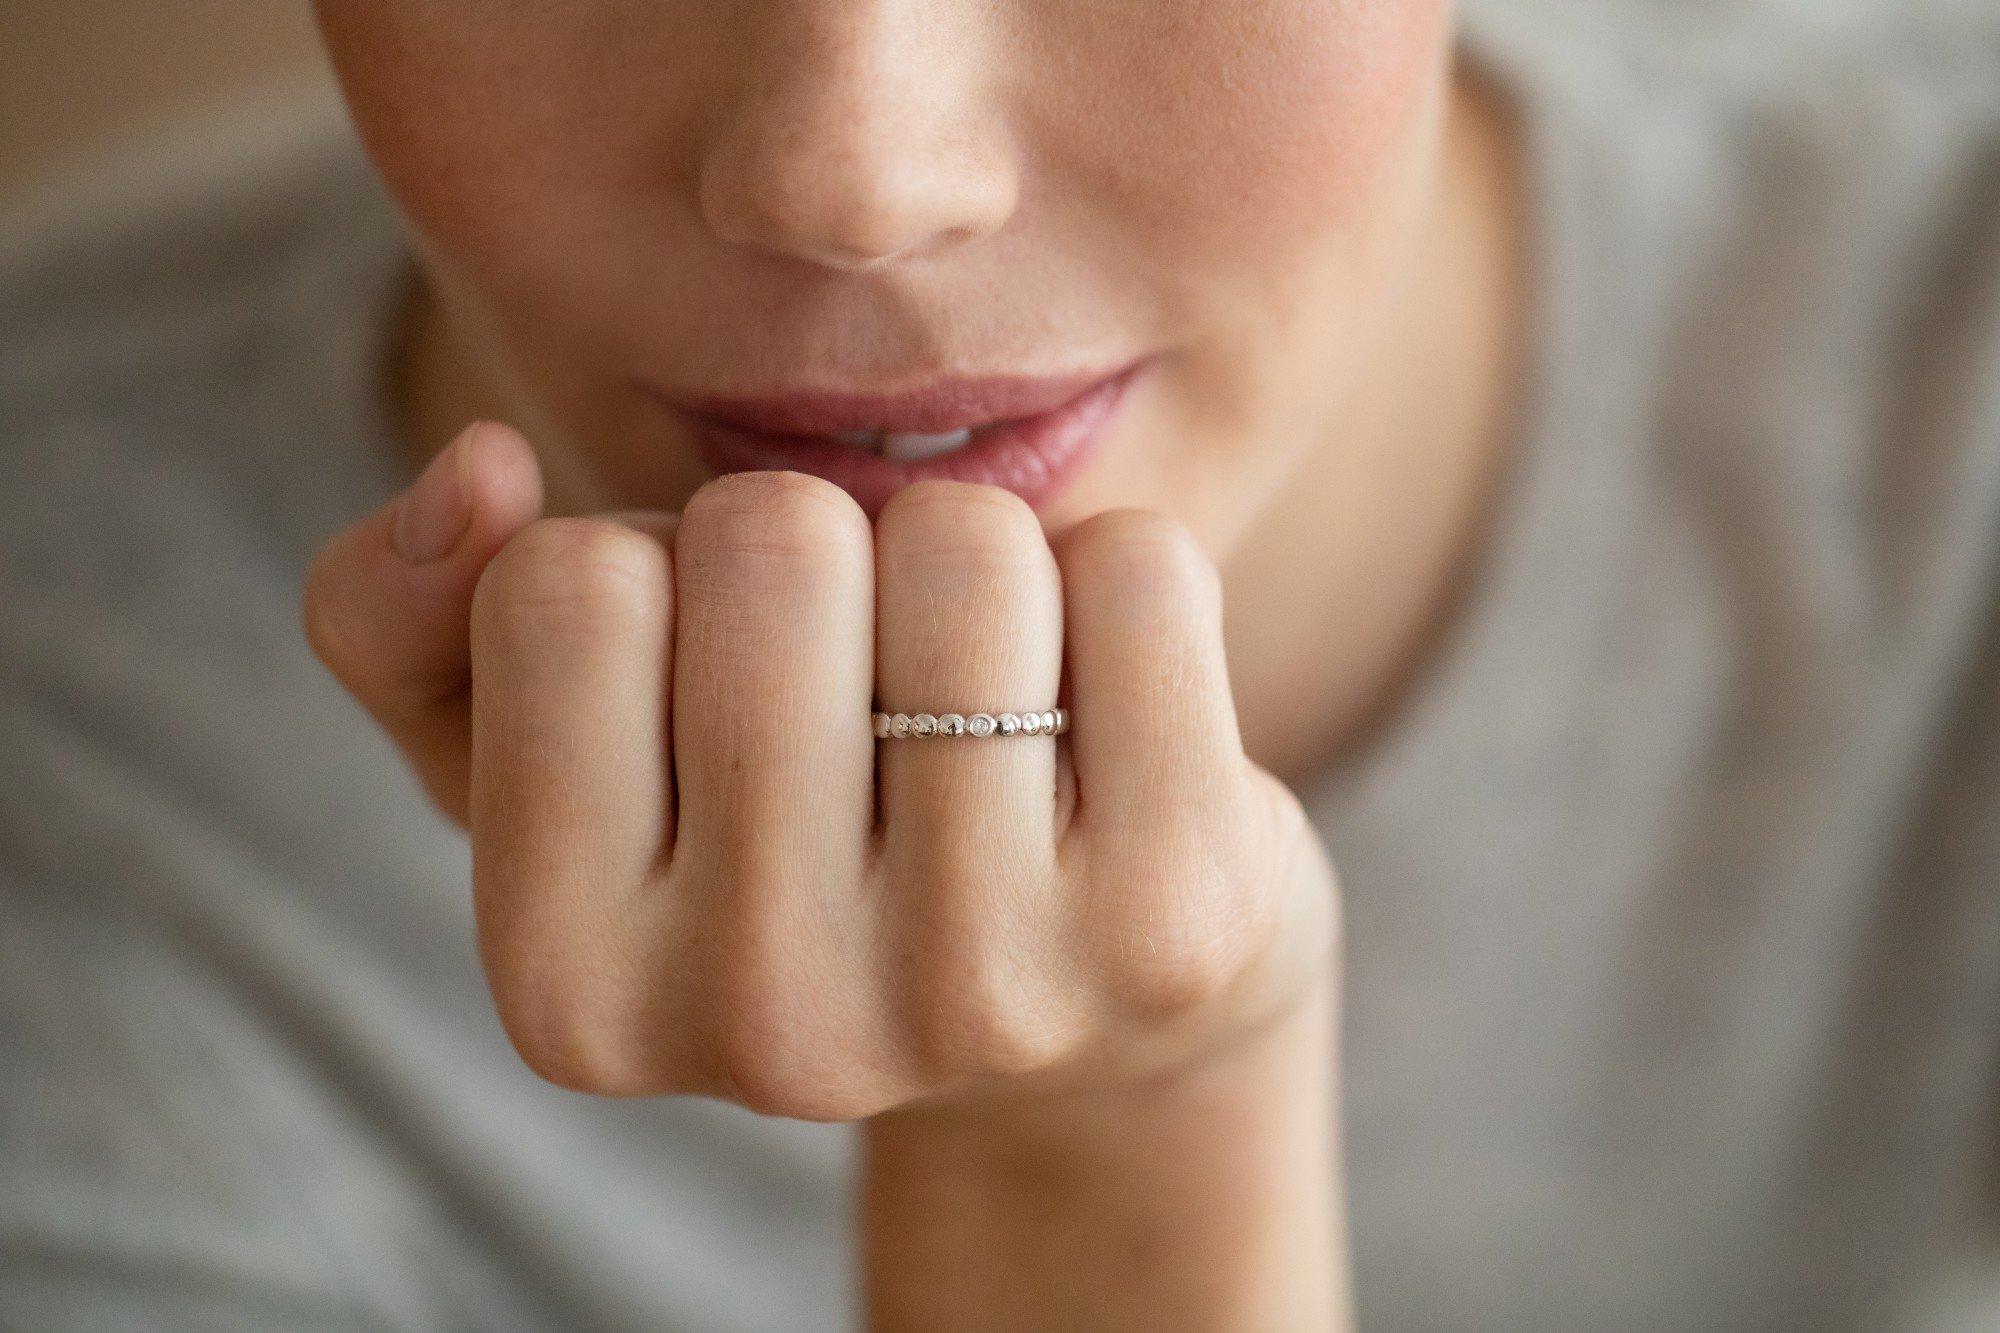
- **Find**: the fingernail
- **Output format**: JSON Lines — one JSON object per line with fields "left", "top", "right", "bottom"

{"left": 394, "top": 426, "right": 477, "bottom": 564}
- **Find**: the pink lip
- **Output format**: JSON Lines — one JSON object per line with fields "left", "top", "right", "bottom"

{"left": 659, "top": 361, "right": 1146, "bottom": 515}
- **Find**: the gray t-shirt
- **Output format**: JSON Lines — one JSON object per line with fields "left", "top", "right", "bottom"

{"left": 5, "top": 5, "right": 1999, "bottom": 1329}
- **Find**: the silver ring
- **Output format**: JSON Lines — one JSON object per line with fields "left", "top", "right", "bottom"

{"left": 873, "top": 709, "right": 1068, "bottom": 739}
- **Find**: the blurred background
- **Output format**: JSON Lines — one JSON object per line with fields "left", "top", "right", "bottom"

{"left": 2, "top": 2, "right": 1996, "bottom": 1325}
{"left": 0, "top": 1, "right": 333, "bottom": 199}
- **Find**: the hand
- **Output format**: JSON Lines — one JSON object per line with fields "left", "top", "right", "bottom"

{"left": 304, "top": 421, "right": 1340, "bottom": 1117}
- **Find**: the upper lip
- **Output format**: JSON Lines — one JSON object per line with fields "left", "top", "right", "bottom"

{"left": 673, "top": 364, "right": 1135, "bottom": 437}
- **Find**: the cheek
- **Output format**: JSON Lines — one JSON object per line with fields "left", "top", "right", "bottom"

{"left": 318, "top": 5, "right": 682, "bottom": 319}
{"left": 317, "top": 7, "right": 501, "bottom": 235}
{"left": 1107, "top": 0, "right": 1452, "bottom": 275}
{"left": 1051, "top": 1, "right": 1453, "bottom": 540}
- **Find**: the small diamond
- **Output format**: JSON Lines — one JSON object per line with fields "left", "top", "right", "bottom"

{"left": 890, "top": 713, "right": 913, "bottom": 738}
{"left": 938, "top": 713, "right": 966, "bottom": 736}
{"left": 997, "top": 713, "right": 1021, "bottom": 736}
{"left": 912, "top": 713, "right": 938, "bottom": 736}
{"left": 1020, "top": 711, "right": 1043, "bottom": 735}
{"left": 873, "top": 713, "right": 891, "bottom": 739}
{"left": 967, "top": 713, "right": 996, "bottom": 738}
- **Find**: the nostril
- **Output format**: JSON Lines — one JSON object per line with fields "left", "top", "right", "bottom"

{"left": 794, "top": 221, "right": 933, "bottom": 271}
{"left": 696, "top": 96, "right": 1019, "bottom": 271}
{"left": 703, "top": 173, "right": 991, "bottom": 271}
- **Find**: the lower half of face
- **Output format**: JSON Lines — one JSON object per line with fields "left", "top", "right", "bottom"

{"left": 318, "top": 0, "right": 1454, "bottom": 556}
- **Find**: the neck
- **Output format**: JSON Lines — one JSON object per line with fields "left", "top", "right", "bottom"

{"left": 1222, "top": 62, "right": 1528, "bottom": 790}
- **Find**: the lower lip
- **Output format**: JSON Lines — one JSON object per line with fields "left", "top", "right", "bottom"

{"left": 677, "top": 363, "right": 1143, "bottom": 516}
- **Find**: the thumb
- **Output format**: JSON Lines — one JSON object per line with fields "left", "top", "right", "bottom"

{"left": 304, "top": 420, "right": 544, "bottom": 822}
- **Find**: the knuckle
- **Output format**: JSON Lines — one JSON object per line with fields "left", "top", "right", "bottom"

{"left": 710, "top": 1008, "right": 890, "bottom": 1123}
{"left": 1113, "top": 922, "right": 1250, "bottom": 1018}
{"left": 910, "top": 959, "right": 1072, "bottom": 1082}
{"left": 1056, "top": 507, "right": 1218, "bottom": 606}
{"left": 715, "top": 1053, "right": 873, "bottom": 1123}
{"left": 702, "top": 917, "right": 895, "bottom": 1122}
{"left": 1099, "top": 867, "right": 1273, "bottom": 1020}
{"left": 488, "top": 971, "right": 658, "bottom": 1096}
{"left": 476, "top": 876, "right": 667, "bottom": 1095}
{"left": 677, "top": 470, "right": 870, "bottom": 596}
{"left": 896, "top": 863, "right": 1068, "bottom": 1069}
{"left": 473, "top": 517, "right": 665, "bottom": 647}
{"left": 875, "top": 480, "right": 1045, "bottom": 584}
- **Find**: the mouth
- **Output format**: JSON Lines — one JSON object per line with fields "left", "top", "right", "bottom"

{"left": 657, "top": 359, "right": 1148, "bottom": 516}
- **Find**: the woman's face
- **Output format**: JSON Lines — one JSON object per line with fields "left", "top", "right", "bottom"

{"left": 315, "top": 0, "right": 1454, "bottom": 552}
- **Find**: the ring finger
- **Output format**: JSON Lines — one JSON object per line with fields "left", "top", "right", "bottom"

{"left": 873, "top": 481, "right": 1063, "bottom": 880}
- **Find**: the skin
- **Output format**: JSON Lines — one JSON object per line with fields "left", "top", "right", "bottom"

{"left": 302, "top": 0, "right": 1525, "bottom": 1326}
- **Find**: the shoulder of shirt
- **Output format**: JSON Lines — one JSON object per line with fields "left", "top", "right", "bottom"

{"left": 0, "top": 90, "right": 400, "bottom": 424}
{"left": 1464, "top": 1, "right": 2000, "bottom": 302}
{"left": 1462, "top": 0, "right": 2000, "bottom": 205}
{"left": 0, "top": 94, "right": 405, "bottom": 659}
{"left": 1465, "top": 0, "right": 2000, "bottom": 409}
{"left": 1462, "top": 0, "right": 2000, "bottom": 110}
{"left": 1460, "top": 2, "right": 2000, "bottom": 676}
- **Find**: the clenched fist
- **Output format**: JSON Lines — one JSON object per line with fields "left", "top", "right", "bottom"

{"left": 304, "top": 421, "right": 1339, "bottom": 1120}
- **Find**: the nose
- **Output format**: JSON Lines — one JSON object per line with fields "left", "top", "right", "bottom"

{"left": 697, "top": 4, "right": 1019, "bottom": 271}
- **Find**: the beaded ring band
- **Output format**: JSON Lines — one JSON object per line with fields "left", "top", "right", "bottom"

{"left": 873, "top": 709, "right": 1069, "bottom": 740}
